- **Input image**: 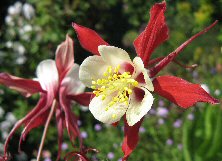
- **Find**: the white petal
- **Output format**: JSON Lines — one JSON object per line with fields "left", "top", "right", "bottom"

{"left": 98, "top": 45, "right": 131, "bottom": 67}
{"left": 89, "top": 94, "right": 127, "bottom": 124}
{"left": 126, "top": 88, "right": 154, "bottom": 126}
{"left": 79, "top": 55, "right": 109, "bottom": 87}
{"left": 133, "top": 57, "right": 154, "bottom": 91}
{"left": 61, "top": 64, "right": 85, "bottom": 95}
{"left": 36, "top": 59, "right": 59, "bottom": 91}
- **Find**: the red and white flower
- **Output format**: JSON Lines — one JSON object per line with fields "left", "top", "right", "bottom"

{"left": 80, "top": 45, "right": 154, "bottom": 126}
{"left": 73, "top": 1, "right": 219, "bottom": 160}
{"left": 0, "top": 35, "right": 91, "bottom": 161}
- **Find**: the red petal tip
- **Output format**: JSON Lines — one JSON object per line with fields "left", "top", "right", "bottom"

{"left": 153, "top": 76, "right": 220, "bottom": 108}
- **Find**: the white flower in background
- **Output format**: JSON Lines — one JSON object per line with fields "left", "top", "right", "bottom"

{"left": 79, "top": 45, "right": 154, "bottom": 126}
{"left": 5, "top": 41, "right": 13, "bottom": 48}
{"left": 23, "top": 24, "right": 32, "bottom": 33}
{"left": 2, "top": 131, "right": 8, "bottom": 140}
{"left": 19, "top": 25, "right": 32, "bottom": 36}
{"left": 14, "top": 43, "right": 26, "bottom": 55}
{"left": 30, "top": 159, "right": 37, "bottom": 161}
{"left": 201, "top": 84, "right": 210, "bottom": 93}
{"left": 0, "top": 106, "right": 4, "bottom": 118}
{"left": 16, "top": 56, "right": 27, "bottom": 65}
{"left": 8, "top": 2, "right": 22, "bottom": 15}
{"left": 5, "top": 112, "right": 17, "bottom": 124}
{"left": 0, "top": 89, "right": 4, "bottom": 95}
{"left": 0, "top": 121, "right": 11, "bottom": 131}
{"left": 23, "top": 3, "right": 35, "bottom": 20}
{"left": 5, "top": 16, "right": 14, "bottom": 26}
{"left": 214, "top": 89, "right": 221, "bottom": 96}
{"left": 187, "top": 113, "right": 194, "bottom": 121}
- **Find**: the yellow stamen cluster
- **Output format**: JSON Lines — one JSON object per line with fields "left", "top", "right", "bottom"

{"left": 91, "top": 65, "right": 138, "bottom": 111}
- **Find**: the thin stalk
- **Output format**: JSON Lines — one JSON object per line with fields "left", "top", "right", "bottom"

{"left": 37, "top": 99, "right": 57, "bottom": 161}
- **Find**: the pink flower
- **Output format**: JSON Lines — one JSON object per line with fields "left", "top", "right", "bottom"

{"left": 0, "top": 35, "right": 92, "bottom": 160}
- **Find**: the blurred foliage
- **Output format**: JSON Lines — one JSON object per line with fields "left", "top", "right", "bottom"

{"left": 0, "top": 0, "right": 221, "bottom": 161}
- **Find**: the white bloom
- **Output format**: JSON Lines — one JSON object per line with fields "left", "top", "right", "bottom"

{"left": 23, "top": 24, "right": 32, "bottom": 33}
{"left": 36, "top": 60, "right": 85, "bottom": 95}
{"left": 5, "top": 16, "right": 14, "bottom": 26}
{"left": 15, "top": 44, "right": 26, "bottom": 55}
{"left": 214, "top": 89, "right": 221, "bottom": 96}
{"left": 22, "top": 3, "right": 35, "bottom": 20}
{"left": 0, "top": 89, "right": 4, "bottom": 95}
{"left": 8, "top": 2, "right": 22, "bottom": 15}
{"left": 2, "top": 131, "right": 9, "bottom": 140}
{"left": 6, "top": 41, "right": 13, "bottom": 48}
{"left": 36, "top": 60, "right": 59, "bottom": 91}
{"left": 14, "top": 2, "right": 22, "bottom": 13}
{"left": 30, "top": 159, "right": 37, "bottom": 161}
{"left": 61, "top": 64, "right": 85, "bottom": 95}
{"left": 6, "top": 112, "right": 17, "bottom": 124}
{"left": 8, "top": 6, "right": 16, "bottom": 15}
{"left": 0, "top": 121, "right": 11, "bottom": 131}
{"left": 79, "top": 45, "right": 154, "bottom": 126}
{"left": 16, "top": 56, "right": 27, "bottom": 65}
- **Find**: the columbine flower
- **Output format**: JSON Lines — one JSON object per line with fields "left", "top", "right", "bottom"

{"left": 79, "top": 45, "right": 154, "bottom": 126}
{"left": 73, "top": 1, "right": 219, "bottom": 160}
{"left": 0, "top": 35, "right": 91, "bottom": 160}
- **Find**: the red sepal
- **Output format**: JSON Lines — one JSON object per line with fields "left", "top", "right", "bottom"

{"left": 153, "top": 75, "right": 219, "bottom": 108}
{"left": 149, "top": 20, "right": 218, "bottom": 77}
{"left": 122, "top": 116, "right": 143, "bottom": 161}
{"left": 73, "top": 23, "right": 109, "bottom": 55}
{"left": 134, "top": 1, "right": 169, "bottom": 66}
{"left": 56, "top": 35, "right": 74, "bottom": 80}
{"left": 0, "top": 73, "right": 44, "bottom": 97}
{"left": 55, "top": 106, "right": 64, "bottom": 161}
{"left": 59, "top": 86, "right": 81, "bottom": 145}
{"left": 4, "top": 94, "right": 47, "bottom": 155}
{"left": 67, "top": 92, "right": 92, "bottom": 106}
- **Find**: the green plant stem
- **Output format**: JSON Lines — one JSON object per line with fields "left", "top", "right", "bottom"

{"left": 36, "top": 99, "right": 57, "bottom": 161}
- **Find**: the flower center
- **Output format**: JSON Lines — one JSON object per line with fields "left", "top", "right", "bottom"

{"left": 91, "top": 65, "right": 138, "bottom": 115}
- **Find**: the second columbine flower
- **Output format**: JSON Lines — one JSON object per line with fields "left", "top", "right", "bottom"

{"left": 79, "top": 45, "right": 154, "bottom": 126}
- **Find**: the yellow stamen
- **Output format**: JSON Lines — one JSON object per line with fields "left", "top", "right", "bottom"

{"left": 91, "top": 65, "right": 138, "bottom": 115}
{"left": 112, "top": 114, "right": 117, "bottom": 118}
